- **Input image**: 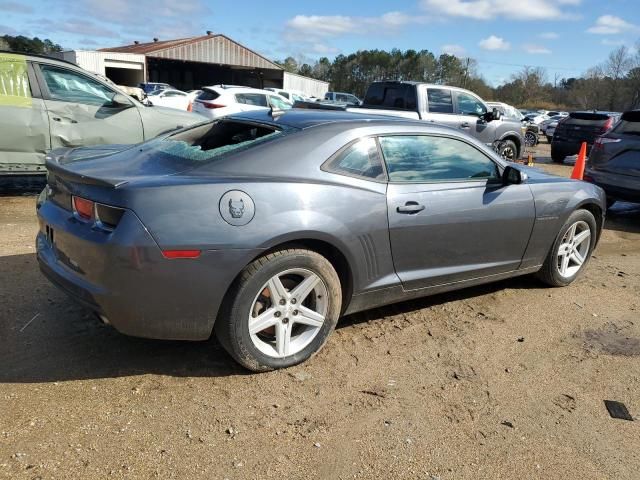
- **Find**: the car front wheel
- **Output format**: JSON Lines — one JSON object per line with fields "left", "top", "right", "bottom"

{"left": 536, "top": 209, "right": 597, "bottom": 287}
{"left": 498, "top": 140, "right": 518, "bottom": 161}
{"left": 215, "top": 248, "right": 342, "bottom": 371}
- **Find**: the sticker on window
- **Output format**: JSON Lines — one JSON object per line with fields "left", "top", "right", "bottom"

{"left": 0, "top": 53, "right": 32, "bottom": 108}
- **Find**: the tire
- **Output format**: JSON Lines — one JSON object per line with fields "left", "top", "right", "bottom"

{"left": 536, "top": 209, "right": 597, "bottom": 287}
{"left": 215, "top": 248, "right": 342, "bottom": 371}
{"left": 524, "top": 132, "right": 537, "bottom": 147}
{"left": 551, "top": 148, "right": 565, "bottom": 164}
{"left": 498, "top": 140, "right": 518, "bottom": 162}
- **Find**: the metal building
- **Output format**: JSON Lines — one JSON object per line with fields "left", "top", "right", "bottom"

{"left": 100, "top": 33, "right": 284, "bottom": 91}
{"left": 55, "top": 50, "right": 146, "bottom": 87}
{"left": 58, "top": 33, "right": 329, "bottom": 98}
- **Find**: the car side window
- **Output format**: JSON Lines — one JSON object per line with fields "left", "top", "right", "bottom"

{"left": 0, "top": 55, "right": 34, "bottom": 108}
{"left": 235, "top": 93, "right": 268, "bottom": 107}
{"left": 324, "top": 137, "right": 386, "bottom": 181}
{"left": 426, "top": 88, "right": 453, "bottom": 114}
{"left": 39, "top": 65, "right": 116, "bottom": 107}
{"left": 456, "top": 92, "right": 487, "bottom": 116}
{"left": 379, "top": 135, "right": 499, "bottom": 183}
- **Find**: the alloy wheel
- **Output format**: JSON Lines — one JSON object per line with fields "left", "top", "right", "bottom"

{"left": 500, "top": 145, "right": 516, "bottom": 161}
{"left": 525, "top": 132, "right": 536, "bottom": 147}
{"left": 556, "top": 220, "right": 591, "bottom": 278}
{"left": 248, "top": 268, "right": 328, "bottom": 358}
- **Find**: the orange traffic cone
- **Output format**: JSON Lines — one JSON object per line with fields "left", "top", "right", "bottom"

{"left": 571, "top": 142, "right": 587, "bottom": 180}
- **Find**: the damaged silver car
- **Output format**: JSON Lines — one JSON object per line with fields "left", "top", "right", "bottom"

{"left": 0, "top": 51, "right": 205, "bottom": 175}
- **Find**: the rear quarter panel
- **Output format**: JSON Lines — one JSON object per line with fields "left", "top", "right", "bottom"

{"left": 125, "top": 176, "right": 396, "bottom": 297}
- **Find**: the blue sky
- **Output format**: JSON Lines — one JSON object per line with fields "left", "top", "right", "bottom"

{"left": 1, "top": 0, "right": 639, "bottom": 85}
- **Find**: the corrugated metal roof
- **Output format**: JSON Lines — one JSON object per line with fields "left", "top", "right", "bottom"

{"left": 100, "top": 34, "right": 282, "bottom": 71}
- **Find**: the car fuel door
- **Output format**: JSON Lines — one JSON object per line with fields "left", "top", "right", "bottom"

{"left": 35, "top": 63, "right": 143, "bottom": 149}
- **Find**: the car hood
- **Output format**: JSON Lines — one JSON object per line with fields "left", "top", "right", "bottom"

{"left": 138, "top": 105, "right": 207, "bottom": 138}
{"left": 518, "top": 165, "right": 574, "bottom": 184}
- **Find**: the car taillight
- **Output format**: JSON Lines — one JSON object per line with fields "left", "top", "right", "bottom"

{"left": 599, "top": 117, "right": 614, "bottom": 133}
{"left": 95, "top": 203, "right": 125, "bottom": 229}
{"left": 593, "top": 137, "right": 621, "bottom": 150}
{"left": 72, "top": 196, "right": 94, "bottom": 220}
{"left": 200, "top": 101, "right": 226, "bottom": 109}
{"left": 583, "top": 174, "right": 594, "bottom": 182}
{"left": 187, "top": 101, "right": 193, "bottom": 112}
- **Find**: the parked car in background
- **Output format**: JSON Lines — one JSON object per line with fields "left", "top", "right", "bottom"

{"left": 487, "top": 101, "right": 538, "bottom": 147}
{"left": 324, "top": 91, "right": 362, "bottom": 106}
{"left": 139, "top": 82, "right": 175, "bottom": 94}
{"left": 551, "top": 111, "right": 621, "bottom": 163}
{"left": 524, "top": 112, "right": 549, "bottom": 125}
{"left": 192, "top": 86, "right": 292, "bottom": 119}
{"left": 0, "top": 51, "right": 204, "bottom": 175}
{"left": 546, "top": 119, "right": 560, "bottom": 142}
{"left": 540, "top": 115, "right": 564, "bottom": 134}
{"left": 354, "top": 81, "right": 525, "bottom": 160}
{"left": 586, "top": 110, "right": 640, "bottom": 208}
{"left": 265, "top": 88, "right": 307, "bottom": 103}
{"left": 187, "top": 89, "right": 202, "bottom": 102}
{"left": 93, "top": 74, "right": 145, "bottom": 102}
{"left": 36, "top": 108, "right": 606, "bottom": 371}
{"left": 147, "top": 89, "right": 192, "bottom": 111}
{"left": 487, "top": 101, "right": 523, "bottom": 121}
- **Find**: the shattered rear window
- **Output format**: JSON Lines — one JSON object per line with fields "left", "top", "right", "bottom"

{"left": 153, "top": 120, "right": 282, "bottom": 162}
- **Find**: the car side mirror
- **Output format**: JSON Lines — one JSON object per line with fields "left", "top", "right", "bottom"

{"left": 109, "top": 93, "right": 133, "bottom": 108}
{"left": 503, "top": 165, "right": 527, "bottom": 185}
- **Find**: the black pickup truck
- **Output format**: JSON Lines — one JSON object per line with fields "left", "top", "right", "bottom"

{"left": 349, "top": 81, "right": 526, "bottom": 161}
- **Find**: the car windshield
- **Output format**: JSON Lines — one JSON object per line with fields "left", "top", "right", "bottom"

{"left": 148, "top": 120, "right": 284, "bottom": 164}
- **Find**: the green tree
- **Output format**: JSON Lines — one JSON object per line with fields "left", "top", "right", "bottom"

{"left": 2, "top": 35, "right": 62, "bottom": 54}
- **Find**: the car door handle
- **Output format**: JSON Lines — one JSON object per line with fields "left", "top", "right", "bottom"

{"left": 396, "top": 202, "right": 425, "bottom": 214}
{"left": 460, "top": 122, "right": 470, "bottom": 128}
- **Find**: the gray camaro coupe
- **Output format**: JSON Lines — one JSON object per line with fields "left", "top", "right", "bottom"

{"left": 36, "top": 109, "right": 606, "bottom": 371}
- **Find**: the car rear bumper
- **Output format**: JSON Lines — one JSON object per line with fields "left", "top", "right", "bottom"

{"left": 551, "top": 139, "right": 592, "bottom": 156}
{"left": 585, "top": 168, "right": 640, "bottom": 203}
{"left": 36, "top": 199, "right": 262, "bottom": 340}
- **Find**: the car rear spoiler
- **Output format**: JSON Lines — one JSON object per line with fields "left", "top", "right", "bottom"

{"left": 621, "top": 111, "right": 640, "bottom": 122}
{"left": 292, "top": 101, "right": 348, "bottom": 111}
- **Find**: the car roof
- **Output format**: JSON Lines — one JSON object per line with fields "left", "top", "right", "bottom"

{"left": 227, "top": 108, "right": 438, "bottom": 130}
{"left": 0, "top": 49, "right": 79, "bottom": 67}
{"left": 203, "top": 85, "right": 279, "bottom": 96}
{"left": 367, "top": 81, "right": 482, "bottom": 95}
{"left": 571, "top": 110, "right": 620, "bottom": 115}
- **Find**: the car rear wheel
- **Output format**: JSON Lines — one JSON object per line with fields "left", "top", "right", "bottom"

{"left": 536, "top": 209, "right": 596, "bottom": 287}
{"left": 551, "top": 149, "right": 565, "bottom": 163}
{"left": 215, "top": 248, "right": 342, "bottom": 371}
{"left": 524, "top": 131, "right": 537, "bottom": 147}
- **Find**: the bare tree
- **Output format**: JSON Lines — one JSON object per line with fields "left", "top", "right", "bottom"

{"left": 604, "top": 46, "right": 632, "bottom": 110}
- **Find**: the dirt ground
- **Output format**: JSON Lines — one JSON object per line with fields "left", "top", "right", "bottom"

{"left": 1, "top": 143, "right": 639, "bottom": 479}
